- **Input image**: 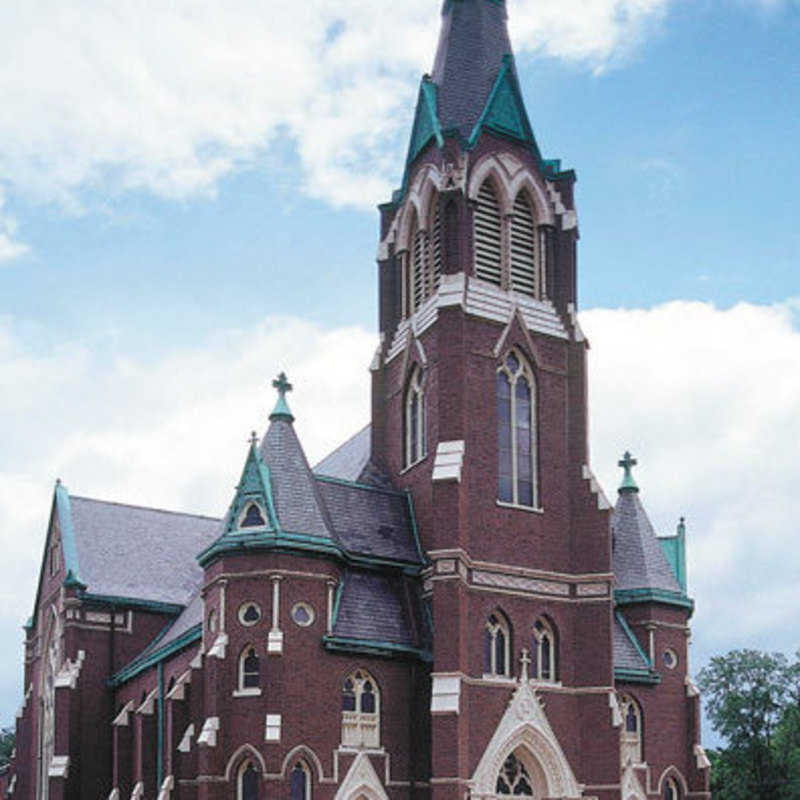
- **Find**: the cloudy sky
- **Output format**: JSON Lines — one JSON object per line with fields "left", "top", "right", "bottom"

{"left": 1, "top": 0, "right": 799, "bottom": 736}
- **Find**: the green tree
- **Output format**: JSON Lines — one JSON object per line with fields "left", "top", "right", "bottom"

{"left": 698, "top": 649, "right": 800, "bottom": 800}
{"left": 0, "top": 726, "right": 14, "bottom": 767}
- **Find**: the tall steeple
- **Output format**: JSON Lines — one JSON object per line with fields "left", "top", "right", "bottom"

{"left": 431, "top": 0, "right": 516, "bottom": 138}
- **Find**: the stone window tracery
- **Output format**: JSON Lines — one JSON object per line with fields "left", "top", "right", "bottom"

{"left": 341, "top": 669, "right": 380, "bottom": 748}
{"left": 240, "top": 502, "right": 266, "bottom": 528}
{"left": 619, "top": 694, "right": 643, "bottom": 766}
{"left": 404, "top": 365, "right": 426, "bottom": 467}
{"left": 532, "top": 618, "right": 555, "bottom": 681}
{"left": 495, "top": 753, "right": 533, "bottom": 795}
{"left": 497, "top": 349, "right": 537, "bottom": 508}
{"left": 484, "top": 611, "right": 511, "bottom": 677}
{"left": 238, "top": 602, "right": 261, "bottom": 627}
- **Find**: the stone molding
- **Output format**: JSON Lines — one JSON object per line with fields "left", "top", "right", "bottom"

{"left": 333, "top": 752, "right": 390, "bottom": 800}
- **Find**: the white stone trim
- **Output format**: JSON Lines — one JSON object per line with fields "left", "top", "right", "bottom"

{"left": 136, "top": 688, "right": 158, "bottom": 716}
{"left": 107, "top": 788, "right": 120, "bottom": 800}
{"left": 546, "top": 182, "right": 578, "bottom": 232}
{"left": 54, "top": 649, "right": 86, "bottom": 689}
{"left": 685, "top": 676, "right": 700, "bottom": 697}
{"left": 333, "top": 752, "right": 390, "bottom": 800}
{"left": 694, "top": 745, "right": 711, "bottom": 770}
{"left": 48, "top": 755, "right": 70, "bottom": 778}
{"left": 582, "top": 465, "right": 611, "bottom": 511}
{"left": 197, "top": 717, "right": 220, "bottom": 747}
{"left": 609, "top": 691, "right": 622, "bottom": 727}
{"left": 131, "top": 782, "right": 144, "bottom": 800}
{"left": 190, "top": 647, "right": 203, "bottom": 669}
{"left": 177, "top": 723, "right": 195, "bottom": 753}
{"left": 265, "top": 714, "right": 282, "bottom": 742}
{"left": 470, "top": 676, "right": 581, "bottom": 799}
{"left": 233, "top": 687, "right": 262, "bottom": 698}
{"left": 430, "top": 675, "right": 461, "bottom": 714}
{"left": 156, "top": 775, "right": 174, "bottom": 800}
{"left": 432, "top": 440, "right": 465, "bottom": 483}
{"left": 621, "top": 765, "right": 647, "bottom": 800}
{"left": 269, "top": 576, "right": 284, "bottom": 654}
{"left": 112, "top": 700, "right": 134, "bottom": 727}
{"left": 268, "top": 630, "right": 284, "bottom": 654}
{"left": 224, "top": 744, "right": 268, "bottom": 781}
{"left": 166, "top": 670, "right": 191, "bottom": 701}
{"left": 207, "top": 632, "right": 228, "bottom": 660}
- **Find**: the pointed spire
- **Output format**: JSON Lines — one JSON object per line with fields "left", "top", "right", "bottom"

{"left": 617, "top": 451, "right": 639, "bottom": 493}
{"left": 270, "top": 371, "right": 295, "bottom": 422}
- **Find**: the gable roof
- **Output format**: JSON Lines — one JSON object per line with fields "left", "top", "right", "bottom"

{"left": 66, "top": 494, "right": 220, "bottom": 607}
{"left": 314, "top": 424, "right": 371, "bottom": 483}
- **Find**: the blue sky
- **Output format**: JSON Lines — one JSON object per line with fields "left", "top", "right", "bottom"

{"left": 1, "top": 0, "right": 799, "bottom": 743}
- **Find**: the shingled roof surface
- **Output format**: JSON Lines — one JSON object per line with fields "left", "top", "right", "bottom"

{"left": 258, "top": 418, "right": 333, "bottom": 539}
{"left": 613, "top": 615, "right": 650, "bottom": 671}
{"left": 69, "top": 497, "right": 220, "bottom": 606}
{"left": 431, "top": 0, "right": 515, "bottom": 137}
{"left": 333, "top": 570, "right": 422, "bottom": 647}
{"left": 136, "top": 591, "right": 203, "bottom": 662}
{"left": 314, "top": 424, "right": 371, "bottom": 482}
{"left": 612, "top": 490, "right": 682, "bottom": 593}
{"left": 315, "top": 477, "right": 420, "bottom": 564}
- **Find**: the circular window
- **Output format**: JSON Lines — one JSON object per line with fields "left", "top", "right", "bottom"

{"left": 207, "top": 609, "right": 217, "bottom": 634}
{"left": 238, "top": 602, "right": 261, "bottom": 627}
{"left": 663, "top": 648, "right": 678, "bottom": 669}
{"left": 291, "top": 602, "right": 315, "bottom": 627}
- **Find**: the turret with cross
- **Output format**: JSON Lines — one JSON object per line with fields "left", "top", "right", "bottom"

{"left": 270, "top": 371, "right": 295, "bottom": 422}
{"left": 618, "top": 450, "right": 639, "bottom": 493}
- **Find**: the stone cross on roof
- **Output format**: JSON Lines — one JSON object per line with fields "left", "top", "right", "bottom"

{"left": 618, "top": 450, "right": 639, "bottom": 493}
{"left": 269, "top": 371, "right": 295, "bottom": 422}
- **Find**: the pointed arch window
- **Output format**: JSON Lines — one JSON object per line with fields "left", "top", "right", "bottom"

{"left": 474, "top": 180, "right": 503, "bottom": 286}
{"left": 484, "top": 612, "right": 511, "bottom": 677}
{"left": 496, "top": 753, "right": 533, "bottom": 795}
{"left": 404, "top": 365, "right": 426, "bottom": 467}
{"left": 341, "top": 669, "right": 380, "bottom": 748}
{"left": 532, "top": 618, "right": 556, "bottom": 681}
{"left": 664, "top": 776, "right": 680, "bottom": 800}
{"left": 510, "top": 192, "right": 537, "bottom": 296}
{"left": 240, "top": 502, "right": 266, "bottom": 528}
{"left": 497, "top": 349, "right": 537, "bottom": 508}
{"left": 238, "top": 646, "right": 260, "bottom": 693}
{"left": 290, "top": 761, "right": 311, "bottom": 800}
{"left": 237, "top": 760, "right": 260, "bottom": 800}
{"left": 619, "top": 694, "right": 643, "bottom": 766}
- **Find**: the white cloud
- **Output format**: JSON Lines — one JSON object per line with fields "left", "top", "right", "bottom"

{"left": 0, "top": 0, "right": 677, "bottom": 213}
{"left": 0, "top": 188, "right": 29, "bottom": 263}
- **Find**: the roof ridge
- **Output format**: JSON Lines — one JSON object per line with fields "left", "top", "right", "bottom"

{"left": 314, "top": 473, "right": 406, "bottom": 497}
{"left": 312, "top": 422, "right": 371, "bottom": 470}
{"left": 70, "top": 495, "right": 221, "bottom": 522}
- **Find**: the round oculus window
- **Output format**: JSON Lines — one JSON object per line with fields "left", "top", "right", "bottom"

{"left": 238, "top": 602, "right": 262, "bottom": 627}
{"left": 291, "top": 602, "right": 315, "bottom": 627}
{"left": 663, "top": 648, "right": 678, "bottom": 669}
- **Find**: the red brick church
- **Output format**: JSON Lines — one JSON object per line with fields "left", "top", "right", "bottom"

{"left": 5, "top": 1, "right": 710, "bottom": 798}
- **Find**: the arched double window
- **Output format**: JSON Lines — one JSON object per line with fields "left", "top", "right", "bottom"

{"left": 484, "top": 611, "right": 511, "bottom": 677}
{"left": 619, "top": 694, "right": 643, "bottom": 766}
{"left": 532, "top": 618, "right": 555, "bottom": 681}
{"left": 290, "top": 761, "right": 312, "bottom": 800}
{"left": 664, "top": 777, "right": 680, "bottom": 800}
{"left": 404, "top": 365, "right": 426, "bottom": 467}
{"left": 238, "top": 645, "right": 260, "bottom": 692}
{"left": 474, "top": 179, "right": 503, "bottom": 286}
{"left": 237, "top": 760, "right": 260, "bottom": 800}
{"left": 341, "top": 669, "right": 380, "bottom": 748}
{"left": 497, "top": 349, "right": 537, "bottom": 507}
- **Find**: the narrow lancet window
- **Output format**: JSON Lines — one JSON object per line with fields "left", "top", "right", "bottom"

{"left": 404, "top": 366, "right": 426, "bottom": 467}
{"left": 239, "top": 646, "right": 260, "bottom": 690}
{"left": 532, "top": 618, "right": 556, "bottom": 681}
{"left": 484, "top": 612, "right": 511, "bottom": 677}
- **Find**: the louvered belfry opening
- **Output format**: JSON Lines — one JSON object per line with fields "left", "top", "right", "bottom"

{"left": 412, "top": 210, "right": 427, "bottom": 313}
{"left": 474, "top": 180, "right": 503, "bottom": 286}
{"left": 510, "top": 193, "right": 537, "bottom": 296}
{"left": 430, "top": 202, "right": 442, "bottom": 293}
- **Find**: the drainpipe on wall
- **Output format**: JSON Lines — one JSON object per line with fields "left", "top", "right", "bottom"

{"left": 157, "top": 662, "right": 163, "bottom": 789}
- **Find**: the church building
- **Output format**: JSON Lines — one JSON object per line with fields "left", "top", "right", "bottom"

{"left": 5, "top": 1, "right": 710, "bottom": 798}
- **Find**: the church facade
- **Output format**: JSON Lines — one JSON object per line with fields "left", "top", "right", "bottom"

{"left": 5, "top": 1, "right": 710, "bottom": 799}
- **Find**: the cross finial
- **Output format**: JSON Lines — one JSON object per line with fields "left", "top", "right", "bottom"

{"left": 269, "top": 371, "right": 295, "bottom": 422}
{"left": 520, "top": 648, "right": 531, "bottom": 682}
{"left": 617, "top": 450, "right": 639, "bottom": 493}
{"left": 249, "top": 430, "right": 258, "bottom": 447}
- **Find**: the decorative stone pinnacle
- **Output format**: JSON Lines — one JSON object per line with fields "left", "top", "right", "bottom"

{"left": 617, "top": 450, "right": 639, "bottom": 493}
{"left": 520, "top": 648, "right": 530, "bottom": 682}
{"left": 269, "top": 371, "right": 295, "bottom": 422}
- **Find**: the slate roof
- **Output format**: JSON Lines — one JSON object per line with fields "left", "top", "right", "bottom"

{"left": 136, "top": 591, "right": 203, "bottom": 662}
{"left": 612, "top": 489, "right": 682, "bottom": 594}
{"left": 613, "top": 615, "right": 650, "bottom": 672}
{"left": 333, "top": 570, "right": 425, "bottom": 649}
{"left": 431, "top": 0, "right": 515, "bottom": 138}
{"left": 68, "top": 497, "right": 220, "bottom": 606}
{"left": 314, "top": 424, "right": 371, "bottom": 482}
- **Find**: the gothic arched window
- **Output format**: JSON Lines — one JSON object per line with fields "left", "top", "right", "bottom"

{"left": 341, "top": 669, "right": 380, "bottom": 747}
{"left": 484, "top": 611, "right": 511, "bottom": 677}
{"left": 238, "top": 646, "right": 260, "bottom": 692}
{"left": 532, "top": 618, "right": 556, "bottom": 681}
{"left": 619, "top": 694, "right": 643, "bottom": 766}
{"left": 237, "top": 760, "right": 260, "bottom": 800}
{"left": 290, "top": 761, "right": 311, "bottom": 800}
{"left": 510, "top": 192, "right": 537, "bottom": 296}
{"left": 497, "top": 349, "right": 537, "bottom": 507}
{"left": 664, "top": 776, "right": 680, "bottom": 800}
{"left": 496, "top": 753, "right": 533, "bottom": 795}
{"left": 240, "top": 502, "right": 266, "bottom": 528}
{"left": 404, "top": 365, "right": 426, "bottom": 467}
{"left": 474, "top": 179, "right": 503, "bottom": 286}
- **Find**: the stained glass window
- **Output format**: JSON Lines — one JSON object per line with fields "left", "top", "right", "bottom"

{"left": 241, "top": 503, "right": 266, "bottom": 527}
{"left": 495, "top": 753, "right": 533, "bottom": 795}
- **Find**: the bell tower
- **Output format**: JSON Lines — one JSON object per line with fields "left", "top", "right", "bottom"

{"left": 369, "top": 1, "right": 620, "bottom": 797}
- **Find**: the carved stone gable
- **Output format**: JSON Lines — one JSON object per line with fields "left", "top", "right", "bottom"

{"left": 333, "top": 753, "right": 389, "bottom": 800}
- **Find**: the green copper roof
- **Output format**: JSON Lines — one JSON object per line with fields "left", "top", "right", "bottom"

{"left": 617, "top": 451, "right": 639, "bottom": 493}
{"left": 406, "top": 78, "right": 444, "bottom": 169}
{"left": 269, "top": 371, "right": 295, "bottom": 422}
{"left": 659, "top": 517, "right": 688, "bottom": 592}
